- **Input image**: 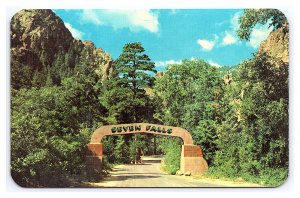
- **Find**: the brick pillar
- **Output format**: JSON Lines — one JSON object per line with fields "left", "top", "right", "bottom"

{"left": 86, "top": 143, "right": 103, "bottom": 179}
{"left": 180, "top": 145, "right": 208, "bottom": 175}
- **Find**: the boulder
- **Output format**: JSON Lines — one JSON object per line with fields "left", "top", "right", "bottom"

{"left": 176, "top": 170, "right": 183, "bottom": 176}
{"left": 184, "top": 171, "right": 191, "bottom": 176}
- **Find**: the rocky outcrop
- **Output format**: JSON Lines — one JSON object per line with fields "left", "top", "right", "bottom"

{"left": 78, "top": 41, "right": 113, "bottom": 80}
{"left": 10, "top": 9, "right": 113, "bottom": 86}
{"left": 11, "top": 10, "right": 73, "bottom": 68}
{"left": 258, "top": 24, "right": 289, "bottom": 64}
{"left": 155, "top": 72, "right": 164, "bottom": 78}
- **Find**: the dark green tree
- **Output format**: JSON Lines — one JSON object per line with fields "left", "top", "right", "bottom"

{"left": 105, "top": 42, "right": 156, "bottom": 163}
{"left": 158, "top": 137, "right": 182, "bottom": 174}
{"left": 153, "top": 59, "right": 221, "bottom": 164}
{"left": 10, "top": 59, "right": 33, "bottom": 90}
{"left": 237, "top": 9, "right": 288, "bottom": 40}
{"left": 114, "top": 42, "right": 156, "bottom": 122}
{"left": 100, "top": 73, "right": 132, "bottom": 124}
{"left": 211, "top": 53, "right": 288, "bottom": 186}
{"left": 11, "top": 87, "right": 90, "bottom": 187}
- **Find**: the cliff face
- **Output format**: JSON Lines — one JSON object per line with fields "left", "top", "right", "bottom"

{"left": 11, "top": 9, "right": 113, "bottom": 88}
{"left": 258, "top": 25, "right": 289, "bottom": 64}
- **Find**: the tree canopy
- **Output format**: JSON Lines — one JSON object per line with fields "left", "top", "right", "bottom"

{"left": 101, "top": 42, "right": 156, "bottom": 123}
{"left": 237, "top": 9, "right": 288, "bottom": 40}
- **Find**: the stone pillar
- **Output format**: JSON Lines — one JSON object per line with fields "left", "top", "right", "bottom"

{"left": 180, "top": 145, "right": 208, "bottom": 175}
{"left": 86, "top": 143, "right": 103, "bottom": 179}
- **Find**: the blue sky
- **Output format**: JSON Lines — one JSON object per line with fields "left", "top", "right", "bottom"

{"left": 53, "top": 9, "right": 272, "bottom": 71}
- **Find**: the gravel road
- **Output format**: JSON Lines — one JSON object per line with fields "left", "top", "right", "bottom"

{"left": 88, "top": 156, "right": 260, "bottom": 187}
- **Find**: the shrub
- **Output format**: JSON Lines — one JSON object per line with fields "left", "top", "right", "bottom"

{"left": 159, "top": 137, "right": 182, "bottom": 175}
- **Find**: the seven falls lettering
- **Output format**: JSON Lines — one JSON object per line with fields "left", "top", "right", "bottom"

{"left": 111, "top": 125, "right": 172, "bottom": 134}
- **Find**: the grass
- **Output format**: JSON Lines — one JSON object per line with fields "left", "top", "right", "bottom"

{"left": 202, "top": 166, "right": 288, "bottom": 187}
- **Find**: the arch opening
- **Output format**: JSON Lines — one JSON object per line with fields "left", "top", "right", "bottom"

{"left": 86, "top": 123, "right": 208, "bottom": 177}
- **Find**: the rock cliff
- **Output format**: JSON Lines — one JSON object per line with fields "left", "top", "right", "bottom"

{"left": 258, "top": 24, "right": 289, "bottom": 64}
{"left": 11, "top": 9, "right": 113, "bottom": 88}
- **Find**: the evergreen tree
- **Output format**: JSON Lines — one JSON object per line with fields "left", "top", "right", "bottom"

{"left": 237, "top": 9, "right": 288, "bottom": 40}
{"left": 114, "top": 42, "right": 156, "bottom": 122}
{"left": 102, "top": 42, "right": 156, "bottom": 164}
{"left": 10, "top": 59, "right": 33, "bottom": 89}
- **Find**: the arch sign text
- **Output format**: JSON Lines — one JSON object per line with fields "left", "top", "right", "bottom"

{"left": 111, "top": 124, "right": 173, "bottom": 134}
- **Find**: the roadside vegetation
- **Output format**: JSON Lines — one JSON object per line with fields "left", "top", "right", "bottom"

{"left": 11, "top": 9, "right": 288, "bottom": 187}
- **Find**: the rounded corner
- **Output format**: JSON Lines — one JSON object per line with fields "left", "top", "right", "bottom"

{"left": 10, "top": 9, "right": 26, "bottom": 24}
{"left": 271, "top": 169, "right": 289, "bottom": 188}
{"left": 270, "top": 8, "right": 289, "bottom": 27}
{"left": 10, "top": 169, "right": 28, "bottom": 188}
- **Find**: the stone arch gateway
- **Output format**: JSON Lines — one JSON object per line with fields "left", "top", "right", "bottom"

{"left": 86, "top": 123, "right": 208, "bottom": 176}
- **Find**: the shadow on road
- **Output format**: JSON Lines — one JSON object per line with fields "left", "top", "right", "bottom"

{"left": 141, "top": 160, "right": 161, "bottom": 163}
{"left": 105, "top": 175, "right": 161, "bottom": 182}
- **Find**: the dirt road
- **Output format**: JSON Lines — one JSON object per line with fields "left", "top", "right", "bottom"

{"left": 88, "top": 156, "right": 261, "bottom": 187}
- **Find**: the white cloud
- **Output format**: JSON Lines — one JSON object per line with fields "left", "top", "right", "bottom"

{"left": 197, "top": 39, "right": 215, "bottom": 51}
{"left": 248, "top": 22, "right": 273, "bottom": 48}
{"left": 81, "top": 10, "right": 102, "bottom": 25}
{"left": 221, "top": 32, "right": 237, "bottom": 46}
{"left": 217, "top": 11, "right": 242, "bottom": 47}
{"left": 155, "top": 59, "right": 182, "bottom": 67}
{"left": 231, "top": 11, "right": 243, "bottom": 31}
{"left": 228, "top": 11, "right": 272, "bottom": 49}
{"left": 64, "top": 22, "right": 84, "bottom": 39}
{"left": 196, "top": 11, "right": 242, "bottom": 50}
{"left": 80, "top": 10, "right": 159, "bottom": 33}
{"left": 208, "top": 60, "right": 222, "bottom": 68}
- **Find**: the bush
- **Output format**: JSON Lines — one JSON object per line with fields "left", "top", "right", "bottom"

{"left": 159, "top": 137, "right": 182, "bottom": 175}
{"left": 11, "top": 87, "right": 91, "bottom": 187}
{"left": 243, "top": 167, "right": 289, "bottom": 187}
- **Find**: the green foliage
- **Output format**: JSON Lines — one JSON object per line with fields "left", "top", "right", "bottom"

{"left": 11, "top": 87, "right": 91, "bottom": 187}
{"left": 102, "top": 134, "right": 149, "bottom": 166}
{"left": 100, "top": 42, "right": 156, "bottom": 124}
{"left": 102, "top": 136, "right": 116, "bottom": 163}
{"left": 206, "top": 165, "right": 288, "bottom": 187}
{"left": 153, "top": 50, "right": 288, "bottom": 186}
{"left": 101, "top": 136, "right": 131, "bottom": 171}
{"left": 257, "top": 168, "right": 288, "bottom": 187}
{"left": 112, "top": 42, "right": 156, "bottom": 122}
{"left": 193, "top": 10, "right": 290, "bottom": 186}
{"left": 128, "top": 134, "right": 148, "bottom": 163}
{"left": 159, "top": 137, "right": 182, "bottom": 175}
{"left": 10, "top": 59, "right": 33, "bottom": 89}
{"left": 114, "top": 136, "right": 130, "bottom": 163}
{"left": 99, "top": 77, "right": 132, "bottom": 124}
{"left": 10, "top": 51, "right": 107, "bottom": 186}
{"left": 61, "top": 74, "right": 105, "bottom": 128}
{"left": 128, "top": 138, "right": 141, "bottom": 163}
{"left": 100, "top": 42, "right": 156, "bottom": 165}
{"left": 208, "top": 53, "right": 288, "bottom": 186}
{"left": 237, "top": 9, "right": 288, "bottom": 40}
{"left": 153, "top": 59, "right": 222, "bottom": 164}
{"left": 193, "top": 120, "right": 218, "bottom": 164}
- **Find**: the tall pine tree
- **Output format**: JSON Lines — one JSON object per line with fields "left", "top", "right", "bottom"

{"left": 104, "top": 42, "right": 156, "bottom": 123}
{"left": 115, "top": 42, "right": 156, "bottom": 122}
{"left": 101, "top": 42, "right": 156, "bottom": 163}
